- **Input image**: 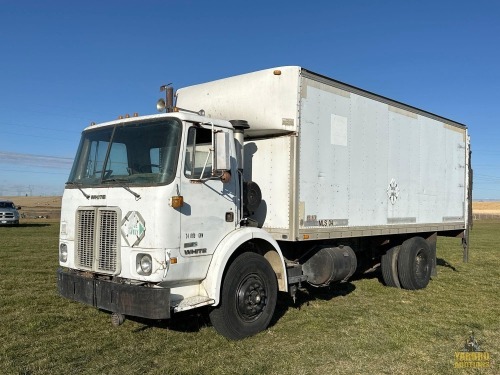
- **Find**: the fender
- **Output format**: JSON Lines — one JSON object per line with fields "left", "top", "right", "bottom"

{"left": 202, "top": 227, "right": 288, "bottom": 305}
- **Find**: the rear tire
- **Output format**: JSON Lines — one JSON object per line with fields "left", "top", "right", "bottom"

{"left": 397, "top": 237, "right": 432, "bottom": 290}
{"left": 209, "top": 252, "right": 277, "bottom": 340}
{"left": 381, "top": 245, "right": 401, "bottom": 288}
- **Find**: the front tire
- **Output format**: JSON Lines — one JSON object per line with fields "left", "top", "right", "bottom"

{"left": 209, "top": 252, "right": 278, "bottom": 340}
{"left": 397, "top": 237, "right": 432, "bottom": 290}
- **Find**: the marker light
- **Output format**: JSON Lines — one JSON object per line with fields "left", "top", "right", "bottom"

{"left": 170, "top": 196, "right": 184, "bottom": 208}
{"left": 59, "top": 243, "right": 68, "bottom": 262}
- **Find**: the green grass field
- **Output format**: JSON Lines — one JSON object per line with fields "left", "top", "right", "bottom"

{"left": 1, "top": 221, "right": 498, "bottom": 375}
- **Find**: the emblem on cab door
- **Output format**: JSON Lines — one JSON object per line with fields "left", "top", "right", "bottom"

{"left": 121, "top": 211, "right": 146, "bottom": 247}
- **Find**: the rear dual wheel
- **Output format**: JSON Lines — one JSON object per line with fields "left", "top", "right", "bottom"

{"left": 381, "top": 237, "right": 432, "bottom": 290}
{"left": 398, "top": 237, "right": 432, "bottom": 290}
{"left": 381, "top": 245, "right": 401, "bottom": 288}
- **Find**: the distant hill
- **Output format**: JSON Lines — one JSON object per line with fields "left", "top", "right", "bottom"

{"left": 472, "top": 201, "right": 500, "bottom": 219}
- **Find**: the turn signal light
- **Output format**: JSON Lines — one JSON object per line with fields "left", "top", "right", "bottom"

{"left": 170, "top": 195, "right": 184, "bottom": 208}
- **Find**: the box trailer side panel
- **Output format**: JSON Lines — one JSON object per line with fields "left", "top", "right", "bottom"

{"left": 297, "top": 74, "right": 467, "bottom": 238}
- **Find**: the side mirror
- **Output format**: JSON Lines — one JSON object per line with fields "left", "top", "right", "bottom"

{"left": 16, "top": 206, "right": 22, "bottom": 210}
{"left": 214, "top": 131, "right": 231, "bottom": 171}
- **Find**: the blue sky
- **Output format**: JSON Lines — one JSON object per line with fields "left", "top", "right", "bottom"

{"left": 0, "top": 0, "right": 499, "bottom": 198}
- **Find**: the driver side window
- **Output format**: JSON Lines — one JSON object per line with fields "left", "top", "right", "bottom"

{"left": 184, "top": 127, "right": 212, "bottom": 179}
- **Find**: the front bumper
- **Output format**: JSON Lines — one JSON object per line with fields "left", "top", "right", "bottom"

{"left": 0, "top": 219, "right": 19, "bottom": 225}
{"left": 57, "top": 268, "right": 171, "bottom": 319}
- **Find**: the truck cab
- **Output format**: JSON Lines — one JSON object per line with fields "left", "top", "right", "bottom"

{"left": 0, "top": 200, "right": 20, "bottom": 225}
{"left": 58, "top": 111, "right": 286, "bottom": 338}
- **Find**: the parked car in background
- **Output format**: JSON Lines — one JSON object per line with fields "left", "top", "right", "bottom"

{"left": 0, "top": 200, "right": 20, "bottom": 225}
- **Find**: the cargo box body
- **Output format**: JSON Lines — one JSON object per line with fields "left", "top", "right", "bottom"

{"left": 176, "top": 67, "right": 470, "bottom": 242}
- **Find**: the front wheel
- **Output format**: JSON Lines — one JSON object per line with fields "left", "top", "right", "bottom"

{"left": 209, "top": 252, "right": 278, "bottom": 340}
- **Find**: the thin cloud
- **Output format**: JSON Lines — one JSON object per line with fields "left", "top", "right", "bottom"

{"left": 0, "top": 151, "right": 73, "bottom": 169}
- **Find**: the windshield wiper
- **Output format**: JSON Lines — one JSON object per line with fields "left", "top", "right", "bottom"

{"left": 100, "top": 122, "right": 119, "bottom": 181}
{"left": 66, "top": 182, "right": 90, "bottom": 199}
{"left": 102, "top": 178, "right": 141, "bottom": 200}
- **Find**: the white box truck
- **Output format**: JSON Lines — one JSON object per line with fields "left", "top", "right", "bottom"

{"left": 57, "top": 66, "right": 471, "bottom": 339}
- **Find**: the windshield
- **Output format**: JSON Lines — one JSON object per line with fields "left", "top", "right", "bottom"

{"left": 0, "top": 202, "right": 15, "bottom": 209}
{"left": 67, "top": 119, "right": 182, "bottom": 187}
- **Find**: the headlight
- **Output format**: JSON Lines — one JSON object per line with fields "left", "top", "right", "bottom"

{"left": 137, "top": 254, "right": 152, "bottom": 275}
{"left": 59, "top": 243, "right": 68, "bottom": 262}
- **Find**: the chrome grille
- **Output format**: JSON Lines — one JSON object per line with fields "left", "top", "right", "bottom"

{"left": 75, "top": 208, "right": 120, "bottom": 274}
{"left": 97, "top": 210, "right": 118, "bottom": 272}
{"left": 76, "top": 210, "right": 95, "bottom": 269}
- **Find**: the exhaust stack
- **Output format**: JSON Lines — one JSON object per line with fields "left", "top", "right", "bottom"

{"left": 229, "top": 120, "right": 250, "bottom": 171}
{"left": 157, "top": 84, "right": 175, "bottom": 113}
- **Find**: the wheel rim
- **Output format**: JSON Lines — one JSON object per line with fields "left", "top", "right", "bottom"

{"left": 236, "top": 274, "right": 268, "bottom": 322}
{"left": 414, "top": 249, "right": 429, "bottom": 279}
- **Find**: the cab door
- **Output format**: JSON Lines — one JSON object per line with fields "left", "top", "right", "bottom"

{"left": 179, "top": 125, "right": 237, "bottom": 265}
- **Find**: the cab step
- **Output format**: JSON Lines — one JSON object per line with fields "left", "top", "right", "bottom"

{"left": 173, "top": 296, "right": 215, "bottom": 313}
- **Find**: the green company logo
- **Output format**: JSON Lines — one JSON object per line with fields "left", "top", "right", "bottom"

{"left": 454, "top": 333, "right": 491, "bottom": 369}
{"left": 121, "top": 211, "right": 146, "bottom": 247}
